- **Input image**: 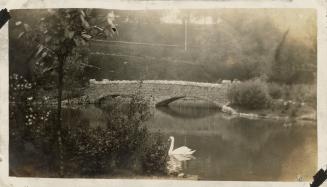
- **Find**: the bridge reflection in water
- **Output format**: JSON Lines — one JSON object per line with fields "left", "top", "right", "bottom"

{"left": 157, "top": 98, "right": 219, "bottom": 119}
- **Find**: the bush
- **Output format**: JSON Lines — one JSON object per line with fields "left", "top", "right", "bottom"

{"left": 267, "top": 83, "right": 316, "bottom": 106}
{"left": 141, "top": 133, "right": 168, "bottom": 175}
{"left": 10, "top": 92, "right": 168, "bottom": 177}
{"left": 228, "top": 78, "right": 271, "bottom": 109}
{"left": 268, "top": 82, "right": 284, "bottom": 99}
{"left": 287, "top": 84, "right": 316, "bottom": 105}
{"left": 61, "top": 96, "right": 167, "bottom": 176}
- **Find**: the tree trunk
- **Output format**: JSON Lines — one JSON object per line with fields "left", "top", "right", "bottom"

{"left": 274, "top": 29, "right": 289, "bottom": 62}
{"left": 57, "top": 56, "right": 65, "bottom": 177}
{"left": 272, "top": 29, "right": 289, "bottom": 82}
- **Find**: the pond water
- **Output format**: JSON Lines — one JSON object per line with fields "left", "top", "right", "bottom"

{"left": 146, "top": 104, "right": 317, "bottom": 181}
{"left": 10, "top": 101, "right": 317, "bottom": 181}
{"left": 63, "top": 102, "right": 316, "bottom": 181}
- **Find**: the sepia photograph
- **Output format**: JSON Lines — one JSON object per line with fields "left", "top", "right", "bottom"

{"left": 8, "top": 8, "right": 317, "bottom": 181}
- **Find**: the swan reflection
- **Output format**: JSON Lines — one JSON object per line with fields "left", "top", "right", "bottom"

{"left": 167, "top": 136, "right": 196, "bottom": 175}
{"left": 167, "top": 154, "right": 196, "bottom": 175}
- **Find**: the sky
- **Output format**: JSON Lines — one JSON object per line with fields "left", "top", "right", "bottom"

{"left": 158, "top": 8, "right": 316, "bottom": 46}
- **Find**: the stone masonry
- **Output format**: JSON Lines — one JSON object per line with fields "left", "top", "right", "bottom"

{"left": 85, "top": 79, "right": 230, "bottom": 107}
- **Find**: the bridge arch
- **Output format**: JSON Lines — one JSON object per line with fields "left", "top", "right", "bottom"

{"left": 155, "top": 96, "right": 222, "bottom": 108}
{"left": 155, "top": 96, "right": 186, "bottom": 106}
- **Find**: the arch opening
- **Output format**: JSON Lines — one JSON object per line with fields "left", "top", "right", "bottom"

{"left": 155, "top": 96, "right": 221, "bottom": 108}
{"left": 155, "top": 96, "right": 186, "bottom": 107}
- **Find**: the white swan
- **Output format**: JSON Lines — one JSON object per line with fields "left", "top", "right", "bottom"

{"left": 168, "top": 136, "right": 196, "bottom": 156}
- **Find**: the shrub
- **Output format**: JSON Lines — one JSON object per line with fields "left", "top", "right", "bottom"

{"left": 268, "top": 82, "right": 284, "bottom": 99}
{"left": 287, "top": 84, "right": 316, "bottom": 105}
{"left": 141, "top": 133, "right": 168, "bottom": 175}
{"left": 60, "top": 95, "right": 168, "bottom": 176}
{"left": 228, "top": 78, "right": 271, "bottom": 109}
{"left": 10, "top": 93, "right": 168, "bottom": 177}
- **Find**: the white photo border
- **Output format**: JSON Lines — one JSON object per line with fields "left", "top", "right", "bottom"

{"left": 0, "top": 0, "right": 326, "bottom": 186}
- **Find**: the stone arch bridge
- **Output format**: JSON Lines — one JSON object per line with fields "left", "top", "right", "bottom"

{"left": 85, "top": 79, "right": 230, "bottom": 107}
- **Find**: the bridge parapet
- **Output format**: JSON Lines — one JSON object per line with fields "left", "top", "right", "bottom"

{"left": 89, "top": 79, "right": 228, "bottom": 88}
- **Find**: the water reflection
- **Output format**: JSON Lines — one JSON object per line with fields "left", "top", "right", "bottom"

{"left": 167, "top": 154, "right": 196, "bottom": 176}
{"left": 60, "top": 103, "right": 316, "bottom": 181}
{"left": 145, "top": 104, "right": 317, "bottom": 181}
{"left": 157, "top": 105, "right": 219, "bottom": 119}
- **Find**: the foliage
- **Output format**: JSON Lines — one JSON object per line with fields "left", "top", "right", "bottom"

{"left": 228, "top": 78, "right": 271, "bottom": 109}
{"left": 267, "top": 82, "right": 316, "bottom": 105}
{"left": 10, "top": 9, "right": 109, "bottom": 176}
{"left": 268, "top": 82, "right": 284, "bottom": 99}
{"left": 87, "top": 10, "right": 316, "bottom": 84}
{"left": 62, "top": 96, "right": 167, "bottom": 176}
{"left": 10, "top": 9, "right": 117, "bottom": 96}
{"left": 9, "top": 73, "right": 52, "bottom": 131}
{"left": 270, "top": 32, "right": 316, "bottom": 84}
{"left": 10, "top": 94, "right": 168, "bottom": 177}
{"left": 10, "top": 9, "right": 169, "bottom": 177}
{"left": 9, "top": 73, "right": 33, "bottom": 105}
{"left": 10, "top": 10, "right": 316, "bottom": 84}
{"left": 63, "top": 124, "right": 147, "bottom": 175}
{"left": 141, "top": 133, "right": 168, "bottom": 175}
{"left": 287, "top": 84, "right": 316, "bottom": 105}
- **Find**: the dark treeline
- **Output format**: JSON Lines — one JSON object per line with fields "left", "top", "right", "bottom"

{"left": 87, "top": 9, "right": 316, "bottom": 84}
{"left": 10, "top": 9, "right": 316, "bottom": 85}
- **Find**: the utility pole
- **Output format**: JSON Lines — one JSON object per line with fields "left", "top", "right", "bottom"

{"left": 184, "top": 14, "right": 188, "bottom": 52}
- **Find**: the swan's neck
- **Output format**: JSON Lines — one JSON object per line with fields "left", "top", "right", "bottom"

{"left": 169, "top": 138, "right": 174, "bottom": 154}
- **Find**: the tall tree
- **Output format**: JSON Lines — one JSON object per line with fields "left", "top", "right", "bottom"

{"left": 13, "top": 9, "right": 117, "bottom": 176}
{"left": 271, "top": 29, "right": 289, "bottom": 83}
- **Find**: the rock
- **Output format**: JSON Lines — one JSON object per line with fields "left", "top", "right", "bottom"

{"left": 222, "top": 80, "right": 232, "bottom": 84}
{"left": 102, "top": 79, "right": 110, "bottom": 84}
{"left": 89, "top": 79, "right": 96, "bottom": 84}
{"left": 232, "top": 79, "right": 241, "bottom": 83}
{"left": 297, "top": 113, "right": 316, "bottom": 121}
{"left": 239, "top": 112, "right": 259, "bottom": 119}
{"left": 178, "top": 173, "right": 185, "bottom": 177}
{"left": 221, "top": 105, "right": 238, "bottom": 115}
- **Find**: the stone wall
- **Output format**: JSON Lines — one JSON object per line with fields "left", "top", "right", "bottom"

{"left": 85, "top": 80, "right": 230, "bottom": 107}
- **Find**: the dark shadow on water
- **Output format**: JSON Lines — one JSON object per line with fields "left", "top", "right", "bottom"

{"left": 156, "top": 105, "right": 219, "bottom": 120}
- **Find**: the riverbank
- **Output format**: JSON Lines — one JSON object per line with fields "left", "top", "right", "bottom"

{"left": 163, "top": 97, "right": 316, "bottom": 123}
{"left": 221, "top": 101, "right": 316, "bottom": 124}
